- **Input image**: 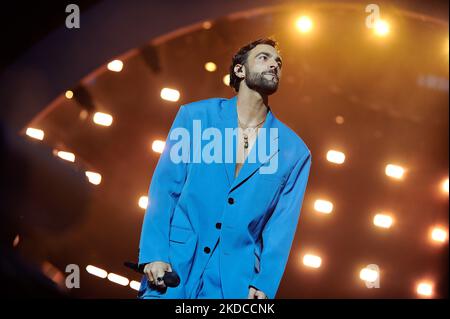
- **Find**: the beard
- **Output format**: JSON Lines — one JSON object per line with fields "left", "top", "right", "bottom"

{"left": 244, "top": 69, "right": 279, "bottom": 95}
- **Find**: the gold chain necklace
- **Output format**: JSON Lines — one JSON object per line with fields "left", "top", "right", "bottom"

{"left": 238, "top": 117, "right": 266, "bottom": 149}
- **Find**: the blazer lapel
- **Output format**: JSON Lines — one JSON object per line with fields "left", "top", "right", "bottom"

{"left": 216, "top": 96, "right": 238, "bottom": 187}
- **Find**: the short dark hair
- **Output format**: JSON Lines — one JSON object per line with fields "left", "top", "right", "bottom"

{"left": 229, "top": 37, "right": 279, "bottom": 92}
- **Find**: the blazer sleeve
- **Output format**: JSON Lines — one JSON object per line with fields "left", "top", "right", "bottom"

{"left": 138, "top": 105, "right": 191, "bottom": 266}
{"left": 249, "top": 149, "right": 312, "bottom": 299}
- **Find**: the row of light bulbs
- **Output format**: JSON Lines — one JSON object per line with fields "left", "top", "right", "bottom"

{"left": 85, "top": 260, "right": 434, "bottom": 298}
{"left": 86, "top": 265, "right": 141, "bottom": 292}
{"left": 86, "top": 260, "right": 434, "bottom": 297}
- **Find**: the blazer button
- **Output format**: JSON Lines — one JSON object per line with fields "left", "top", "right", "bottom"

{"left": 204, "top": 247, "right": 211, "bottom": 254}
{"left": 228, "top": 197, "right": 234, "bottom": 205}
{"left": 216, "top": 222, "right": 222, "bottom": 229}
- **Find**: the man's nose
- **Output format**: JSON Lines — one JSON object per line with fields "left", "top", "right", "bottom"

{"left": 269, "top": 60, "right": 279, "bottom": 72}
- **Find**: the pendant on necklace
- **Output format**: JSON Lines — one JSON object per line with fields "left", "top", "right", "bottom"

{"left": 243, "top": 134, "right": 249, "bottom": 149}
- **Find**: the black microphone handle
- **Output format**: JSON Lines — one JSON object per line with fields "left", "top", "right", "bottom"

{"left": 162, "top": 271, "right": 180, "bottom": 287}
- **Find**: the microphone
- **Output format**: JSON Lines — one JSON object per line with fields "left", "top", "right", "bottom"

{"left": 123, "top": 261, "right": 180, "bottom": 288}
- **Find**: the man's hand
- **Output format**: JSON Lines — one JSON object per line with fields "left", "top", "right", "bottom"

{"left": 143, "top": 261, "right": 172, "bottom": 289}
{"left": 248, "top": 286, "right": 267, "bottom": 299}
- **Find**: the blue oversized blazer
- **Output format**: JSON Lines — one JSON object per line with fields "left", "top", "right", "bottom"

{"left": 138, "top": 95, "right": 312, "bottom": 299}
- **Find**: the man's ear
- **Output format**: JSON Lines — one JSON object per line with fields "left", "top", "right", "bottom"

{"left": 234, "top": 64, "right": 245, "bottom": 79}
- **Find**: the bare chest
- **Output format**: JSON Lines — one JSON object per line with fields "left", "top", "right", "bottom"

{"left": 234, "top": 129, "right": 259, "bottom": 178}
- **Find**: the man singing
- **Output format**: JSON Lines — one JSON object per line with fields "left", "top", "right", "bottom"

{"left": 138, "top": 38, "right": 312, "bottom": 299}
